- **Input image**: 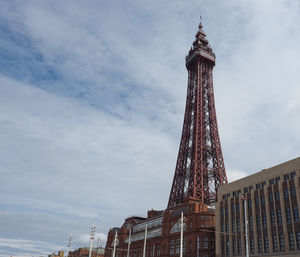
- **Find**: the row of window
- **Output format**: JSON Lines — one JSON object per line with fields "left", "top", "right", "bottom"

{"left": 223, "top": 232, "right": 300, "bottom": 256}
{"left": 221, "top": 171, "right": 297, "bottom": 200}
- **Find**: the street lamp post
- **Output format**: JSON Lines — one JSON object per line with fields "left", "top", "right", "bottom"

{"left": 242, "top": 196, "right": 249, "bottom": 257}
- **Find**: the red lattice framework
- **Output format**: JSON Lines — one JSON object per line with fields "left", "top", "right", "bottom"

{"left": 168, "top": 21, "right": 228, "bottom": 208}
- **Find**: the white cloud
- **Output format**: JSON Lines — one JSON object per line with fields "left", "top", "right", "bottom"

{"left": 1, "top": 0, "right": 300, "bottom": 256}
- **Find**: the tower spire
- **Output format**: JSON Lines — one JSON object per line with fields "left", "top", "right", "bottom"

{"left": 167, "top": 21, "right": 227, "bottom": 209}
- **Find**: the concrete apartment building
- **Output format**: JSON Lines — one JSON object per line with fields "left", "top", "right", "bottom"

{"left": 216, "top": 157, "right": 300, "bottom": 257}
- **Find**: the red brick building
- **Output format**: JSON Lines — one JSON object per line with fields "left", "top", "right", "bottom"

{"left": 105, "top": 199, "right": 215, "bottom": 257}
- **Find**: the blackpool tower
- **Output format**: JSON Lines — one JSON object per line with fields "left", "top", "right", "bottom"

{"left": 168, "top": 20, "right": 228, "bottom": 208}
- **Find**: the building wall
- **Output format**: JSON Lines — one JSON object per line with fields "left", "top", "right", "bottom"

{"left": 216, "top": 157, "right": 300, "bottom": 257}
{"left": 105, "top": 199, "right": 215, "bottom": 257}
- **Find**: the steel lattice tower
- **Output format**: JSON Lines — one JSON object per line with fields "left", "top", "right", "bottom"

{"left": 168, "top": 21, "right": 228, "bottom": 209}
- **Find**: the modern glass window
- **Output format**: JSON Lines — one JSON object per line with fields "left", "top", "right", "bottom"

{"left": 258, "top": 237, "right": 263, "bottom": 253}
{"left": 286, "top": 207, "right": 292, "bottom": 223}
{"left": 275, "top": 191, "right": 280, "bottom": 201}
{"left": 293, "top": 206, "right": 299, "bottom": 222}
{"left": 279, "top": 234, "right": 285, "bottom": 251}
{"left": 272, "top": 234, "right": 278, "bottom": 252}
{"left": 264, "top": 236, "right": 269, "bottom": 253}
{"left": 277, "top": 209, "right": 282, "bottom": 225}
{"left": 289, "top": 233, "right": 295, "bottom": 250}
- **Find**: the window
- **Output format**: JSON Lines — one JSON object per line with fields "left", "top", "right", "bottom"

{"left": 273, "top": 235, "right": 278, "bottom": 252}
{"left": 237, "top": 189, "right": 241, "bottom": 194}
{"left": 233, "top": 240, "right": 237, "bottom": 256}
{"left": 269, "top": 178, "right": 274, "bottom": 185}
{"left": 250, "top": 237, "right": 255, "bottom": 254}
{"left": 231, "top": 204, "right": 235, "bottom": 214}
{"left": 256, "top": 214, "right": 261, "bottom": 229}
{"left": 284, "top": 189, "right": 289, "bottom": 199}
{"left": 290, "top": 171, "right": 296, "bottom": 180}
{"left": 225, "top": 206, "right": 228, "bottom": 215}
{"left": 236, "top": 202, "right": 240, "bottom": 212}
{"left": 258, "top": 237, "right": 263, "bottom": 253}
{"left": 249, "top": 185, "right": 253, "bottom": 191}
{"left": 271, "top": 210, "right": 276, "bottom": 226}
{"left": 249, "top": 216, "right": 253, "bottom": 231}
{"left": 269, "top": 193, "right": 273, "bottom": 203}
{"left": 261, "top": 195, "right": 265, "bottom": 204}
{"left": 264, "top": 236, "right": 269, "bottom": 253}
{"left": 284, "top": 174, "right": 289, "bottom": 181}
{"left": 225, "top": 240, "right": 229, "bottom": 255}
{"left": 203, "top": 237, "right": 208, "bottom": 249}
{"left": 175, "top": 238, "right": 180, "bottom": 254}
{"left": 296, "top": 232, "right": 300, "bottom": 249}
{"left": 277, "top": 209, "right": 282, "bottom": 225}
{"left": 233, "top": 191, "right": 237, "bottom": 197}
{"left": 286, "top": 207, "right": 292, "bottom": 223}
{"left": 225, "top": 222, "right": 229, "bottom": 232}
{"left": 262, "top": 213, "right": 267, "bottom": 228}
{"left": 238, "top": 239, "right": 241, "bottom": 255}
{"left": 248, "top": 199, "right": 252, "bottom": 209}
{"left": 261, "top": 181, "right": 266, "bottom": 188}
{"left": 256, "top": 183, "right": 261, "bottom": 190}
{"left": 255, "top": 197, "right": 259, "bottom": 206}
{"left": 279, "top": 234, "right": 285, "bottom": 251}
{"left": 244, "top": 187, "right": 248, "bottom": 193}
{"left": 275, "top": 176, "right": 280, "bottom": 184}
{"left": 290, "top": 187, "right": 296, "bottom": 197}
{"left": 221, "top": 222, "right": 224, "bottom": 232}
{"left": 222, "top": 194, "right": 226, "bottom": 200}
{"left": 237, "top": 219, "right": 241, "bottom": 232}
{"left": 170, "top": 239, "right": 175, "bottom": 254}
{"left": 232, "top": 220, "right": 236, "bottom": 232}
{"left": 275, "top": 191, "right": 280, "bottom": 201}
{"left": 221, "top": 207, "right": 224, "bottom": 216}
{"left": 293, "top": 206, "right": 299, "bottom": 222}
{"left": 289, "top": 233, "right": 295, "bottom": 250}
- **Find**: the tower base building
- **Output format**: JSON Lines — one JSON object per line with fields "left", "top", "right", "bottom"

{"left": 216, "top": 157, "right": 300, "bottom": 257}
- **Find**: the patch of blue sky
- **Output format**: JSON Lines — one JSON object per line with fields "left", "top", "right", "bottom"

{"left": 0, "top": 18, "right": 61, "bottom": 85}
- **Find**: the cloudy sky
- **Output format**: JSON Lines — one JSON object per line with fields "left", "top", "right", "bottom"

{"left": 0, "top": 0, "right": 300, "bottom": 256}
